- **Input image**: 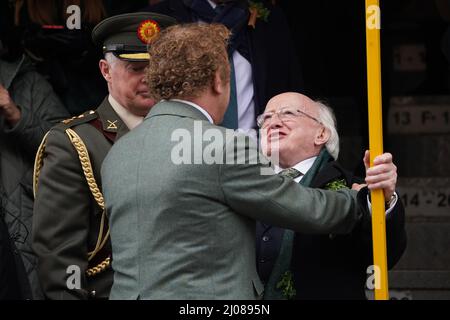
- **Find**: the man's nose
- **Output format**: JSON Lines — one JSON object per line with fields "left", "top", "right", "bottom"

{"left": 268, "top": 114, "right": 283, "bottom": 129}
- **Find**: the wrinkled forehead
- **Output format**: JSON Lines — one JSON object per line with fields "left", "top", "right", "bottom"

{"left": 265, "top": 93, "right": 317, "bottom": 114}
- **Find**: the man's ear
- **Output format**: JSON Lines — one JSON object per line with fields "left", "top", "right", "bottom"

{"left": 212, "top": 69, "right": 228, "bottom": 95}
{"left": 99, "top": 59, "right": 112, "bottom": 82}
{"left": 314, "top": 126, "right": 330, "bottom": 147}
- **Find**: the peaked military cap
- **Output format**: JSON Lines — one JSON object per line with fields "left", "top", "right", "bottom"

{"left": 92, "top": 12, "right": 176, "bottom": 61}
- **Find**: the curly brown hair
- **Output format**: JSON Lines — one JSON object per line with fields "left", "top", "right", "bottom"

{"left": 147, "top": 23, "right": 231, "bottom": 101}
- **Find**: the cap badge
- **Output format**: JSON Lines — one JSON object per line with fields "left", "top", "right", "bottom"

{"left": 137, "top": 19, "right": 160, "bottom": 44}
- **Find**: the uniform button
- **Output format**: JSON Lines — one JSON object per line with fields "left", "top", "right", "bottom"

{"left": 260, "top": 259, "right": 266, "bottom": 263}
{"left": 262, "top": 236, "right": 270, "bottom": 242}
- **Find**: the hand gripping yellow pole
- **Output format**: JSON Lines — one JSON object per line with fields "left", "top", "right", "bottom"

{"left": 365, "top": 0, "right": 389, "bottom": 300}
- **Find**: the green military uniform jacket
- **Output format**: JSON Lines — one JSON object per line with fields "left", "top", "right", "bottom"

{"left": 32, "top": 98, "right": 129, "bottom": 299}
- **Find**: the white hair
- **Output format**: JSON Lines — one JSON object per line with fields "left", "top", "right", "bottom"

{"left": 104, "top": 52, "right": 119, "bottom": 67}
{"left": 315, "top": 101, "right": 340, "bottom": 160}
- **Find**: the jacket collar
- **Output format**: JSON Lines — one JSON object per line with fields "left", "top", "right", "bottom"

{"left": 310, "top": 160, "right": 350, "bottom": 188}
{"left": 95, "top": 98, "right": 129, "bottom": 140}
{"left": 146, "top": 100, "right": 210, "bottom": 122}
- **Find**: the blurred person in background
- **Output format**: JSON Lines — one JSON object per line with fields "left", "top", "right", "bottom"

{"left": 0, "top": 54, "right": 68, "bottom": 299}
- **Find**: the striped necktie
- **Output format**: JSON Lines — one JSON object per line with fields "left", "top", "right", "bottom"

{"left": 278, "top": 168, "right": 303, "bottom": 180}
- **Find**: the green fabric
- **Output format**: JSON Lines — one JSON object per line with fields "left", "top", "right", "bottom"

{"left": 220, "top": 55, "right": 238, "bottom": 129}
{"left": 33, "top": 99, "right": 121, "bottom": 299}
{"left": 264, "top": 148, "right": 332, "bottom": 299}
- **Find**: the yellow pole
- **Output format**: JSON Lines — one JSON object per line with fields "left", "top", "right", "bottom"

{"left": 365, "top": 0, "right": 389, "bottom": 300}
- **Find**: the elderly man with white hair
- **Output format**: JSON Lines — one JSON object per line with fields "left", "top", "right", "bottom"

{"left": 256, "top": 92, "right": 407, "bottom": 300}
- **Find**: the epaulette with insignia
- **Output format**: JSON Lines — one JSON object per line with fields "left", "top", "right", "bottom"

{"left": 60, "top": 110, "right": 98, "bottom": 128}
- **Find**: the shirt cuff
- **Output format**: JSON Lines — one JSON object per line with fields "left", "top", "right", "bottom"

{"left": 367, "top": 192, "right": 398, "bottom": 216}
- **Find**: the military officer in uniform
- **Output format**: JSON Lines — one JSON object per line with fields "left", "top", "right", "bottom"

{"left": 32, "top": 12, "right": 176, "bottom": 300}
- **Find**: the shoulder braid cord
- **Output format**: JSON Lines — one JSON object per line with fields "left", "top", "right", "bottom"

{"left": 33, "top": 128, "right": 111, "bottom": 277}
{"left": 33, "top": 131, "right": 50, "bottom": 198}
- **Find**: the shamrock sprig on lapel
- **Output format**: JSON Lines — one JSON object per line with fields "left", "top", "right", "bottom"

{"left": 324, "top": 179, "right": 348, "bottom": 191}
{"left": 276, "top": 270, "right": 296, "bottom": 300}
{"left": 248, "top": 0, "right": 271, "bottom": 28}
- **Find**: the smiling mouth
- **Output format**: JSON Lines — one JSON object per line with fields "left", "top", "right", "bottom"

{"left": 268, "top": 131, "right": 287, "bottom": 141}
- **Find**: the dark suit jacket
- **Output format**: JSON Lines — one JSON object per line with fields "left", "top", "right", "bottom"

{"left": 142, "top": 0, "right": 303, "bottom": 120}
{"left": 256, "top": 160, "right": 407, "bottom": 300}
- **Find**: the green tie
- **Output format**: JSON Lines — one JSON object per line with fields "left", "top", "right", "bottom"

{"left": 220, "top": 54, "right": 239, "bottom": 129}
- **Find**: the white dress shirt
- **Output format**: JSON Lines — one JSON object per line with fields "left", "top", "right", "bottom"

{"left": 170, "top": 99, "right": 214, "bottom": 124}
{"left": 108, "top": 95, "right": 144, "bottom": 130}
